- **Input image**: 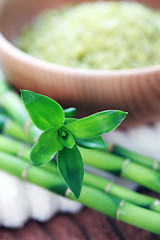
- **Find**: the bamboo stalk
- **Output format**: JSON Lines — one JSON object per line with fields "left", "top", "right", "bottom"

{"left": 2, "top": 81, "right": 158, "bottom": 178}
{"left": 80, "top": 147, "right": 160, "bottom": 193}
{"left": 0, "top": 79, "right": 28, "bottom": 126}
{"left": 0, "top": 150, "right": 160, "bottom": 234}
{"left": 2, "top": 83, "right": 160, "bottom": 192}
{"left": 0, "top": 106, "right": 6, "bottom": 114}
{"left": 0, "top": 113, "right": 32, "bottom": 143}
{"left": 84, "top": 173, "right": 160, "bottom": 213}
{"left": 1, "top": 134, "right": 160, "bottom": 213}
{"left": 0, "top": 77, "right": 41, "bottom": 140}
{"left": 2, "top": 101, "right": 160, "bottom": 195}
{"left": 1, "top": 78, "right": 160, "bottom": 233}
{"left": 1, "top": 104, "right": 160, "bottom": 195}
{"left": 2, "top": 101, "right": 159, "bottom": 189}
{"left": 0, "top": 135, "right": 31, "bottom": 158}
{"left": 1, "top": 78, "right": 153, "bottom": 185}
{"left": 112, "top": 145, "right": 160, "bottom": 171}
{"left": 0, "top": 77, "right": 10, "bottom": 95}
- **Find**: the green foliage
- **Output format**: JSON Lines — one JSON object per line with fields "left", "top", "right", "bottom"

{"left": 57, "top": 145, "right": 84, "bottom": 198}
{"left": 59, "top": 128, "right": 75, "bottom": 149}
{"left": 65, "top": 118, "right": 77, "bottom": 124}
{"left": 65, "top": 110, "right": 127, "bottom": 139}
{"left": 63, "top": 107, "right": 76, "bottom": 118}
{"left": 30, "top": 128, "right": 63, "bottom": 166}
{"left": 21, "top": 90, "right": 64, "bottom": 130}
{"left": 75, "top": 136, "right": 107, "bottom": 149}
{"left": 21, "top": 90, "right": 127, "bottom": 198}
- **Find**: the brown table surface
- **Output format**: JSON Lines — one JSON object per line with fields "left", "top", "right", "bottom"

{"left": 0, "top": 188, "right": 160, "bottom": 240}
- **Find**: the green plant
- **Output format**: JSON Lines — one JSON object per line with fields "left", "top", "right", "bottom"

{"left": 2, "top": 77, "right": 160, "bottom": 234}
{"left": 0, "top": 150, "right": 160, "bottom": 234}
{"left": 21, "top": 90, "right": 127, "bottom": 198}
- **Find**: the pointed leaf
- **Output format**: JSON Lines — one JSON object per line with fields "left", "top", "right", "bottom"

{"left": 64, "top": 108, "right": 76, "bottom": 118}
{"left": 75, "top": 136, "right": 107, "bottom": 149}
{"left": 21, "top": 90, "right": 64, "bottom": 130}
{"left": 65, "top": 118, "right": 77, "bottom": 124}
{"left": 30, "top": 128, "right": 64, "bottom": 166}
{"left": 59, "top": 128, "right": 75, "bottom": 149}
{"left": 57, "top": 145, "right": 84, "bottom": 198}
{"left": 65, "top": 110, "right": 127, "bottom": 139}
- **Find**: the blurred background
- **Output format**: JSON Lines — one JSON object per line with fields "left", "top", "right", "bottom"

{"left": 1, "top": 0, "right": 160, "bottom": 239}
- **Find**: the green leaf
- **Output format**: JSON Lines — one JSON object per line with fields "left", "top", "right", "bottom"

{"left": 65, "top": 110, "right": 127, "bottom": 139}
{"left": 21, "top": 90, "right": 65, "bottom": 131}
{"left": 59, "top": 128, "right": 75, "bottom": 149}
{"left": 75, "top": 136, "right": 107, "bottom": 149}
{"left": 65, "top": 118, "right": 77, "bottom": 124}
{"left": 64, "top": 108, "right": 76, "bottom": 118}
{"left": 30, "top": 128, "right": 63, "bottom": 166}
{"left": 57, "top": 145, "right": 84, "bottom": 198}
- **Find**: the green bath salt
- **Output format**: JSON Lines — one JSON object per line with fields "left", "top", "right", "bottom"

{"left": 16, "top": 1, "right": 160, "bottom": 70}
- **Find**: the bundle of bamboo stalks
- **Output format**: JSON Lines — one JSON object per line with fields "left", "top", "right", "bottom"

{"left": 0, "top": 76, "right": 160, "bottom": 234}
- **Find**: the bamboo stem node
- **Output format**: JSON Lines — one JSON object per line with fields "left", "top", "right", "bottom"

{"left": 105, "top": 182, "right": 113, "bottom": 193}
{"left": 34, "top": 134, "right": 40, "bottom": 143}
{"left": 121, "top": 159, "right": 130, "bottom": 177}
{"left": 17, "top": 144, "right": 28, "bottom": 158}
{"left": 24, "top": 119, "right": 32, "bottom": 135}
{"left": 2, "top": 118, "right": 11, "bottom": 133}
{"left": 150, "top": 199, "right": 160, "bottom": 210}
{"left": 108, "top": 144, "right": 114, "bottom": 153}
{"left": 0, "top": 91, "right": 9, "bottom": 105}
{"left": 65, "top": 188, "right": 72, "bottom": 197}
{"left": 116, "top": 199, "right": 125, "bottom": 221}
{"left": 153, "top": 159, "right": 159, "bottom": 171}
{"left": 21, "top": 163, "right": 31, "bottom": 181}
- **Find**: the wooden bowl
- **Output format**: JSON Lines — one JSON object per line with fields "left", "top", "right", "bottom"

{"left": 0, "top": 0, "right": 160, "bottom": 126}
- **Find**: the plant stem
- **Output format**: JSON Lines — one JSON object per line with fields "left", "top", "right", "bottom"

{"left": 0, "top": 106, "right": 6, "bottom": 114}
{"left": 1, "top": 134, "right": 160, "bottom": 213}
{"left": 63, "top": 108, "right": 76, "bottom": 118}
{"left": 0, "top": 79, "right": 28, "bottom": 126}
{"left": 2, "top": 85, "right": 159, "bottom": 193}
{"left": 1, "top": 78, "right": 160, "bottom": 233}
{"left": 84, "top": 173, "right": 160, "bottom": 213}
{"left": 2, "top": 82, "right": 158, "bottom": 179}
{"left": 0, "top": 76, "right": 10, "bottom": 95}
{"left": 2, "top": 99, "right": 160, "bottom": 195}
{"left": 0, "top": 113, "right": 32, "bottom": 143}
{"left": 0, "top": 150, "right": 160, "bottom": 234}
{"left": 0, "top": 77, "right": 41, "bottom": 140}
{"left": 1, "top": 103, "right": 160, "bottom": 195}
{"left": 80, "top": 147, "right": 160, "bottom": 193}
{"left": 0, "top": 135, "right": 31, "bottom": 158}
{"left": 112, "top": 145, "right": 160, "bottom": 171}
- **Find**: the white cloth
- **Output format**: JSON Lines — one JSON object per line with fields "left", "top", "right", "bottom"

{"left": 0, "top": 171, "right": 82, "bottom": 228}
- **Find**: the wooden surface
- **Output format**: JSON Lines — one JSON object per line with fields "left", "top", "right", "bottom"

{"left": 0, "top": 188, "right": 160, "bottom": 240}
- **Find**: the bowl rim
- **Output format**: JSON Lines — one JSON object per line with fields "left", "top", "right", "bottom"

{"left": 1, "top": 32, "right": 160, "bottom": 77}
